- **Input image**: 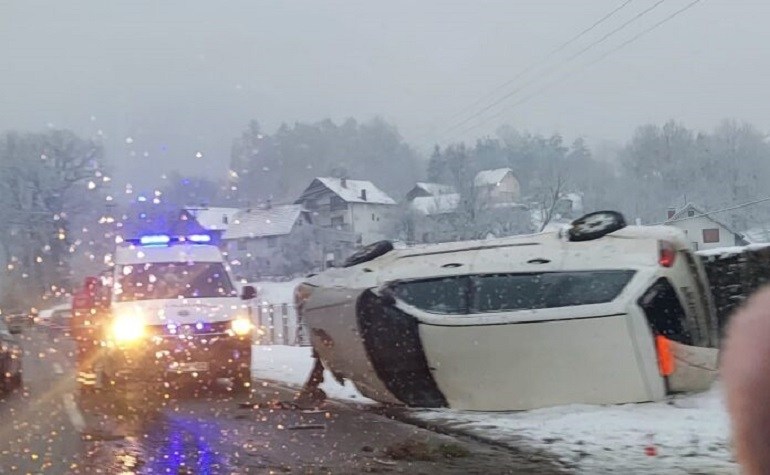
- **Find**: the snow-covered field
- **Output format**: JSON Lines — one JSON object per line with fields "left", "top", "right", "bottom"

{"left": 251, "top": 344, "right": 737, "bottom": 474}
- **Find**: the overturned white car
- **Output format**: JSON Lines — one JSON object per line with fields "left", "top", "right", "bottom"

{"left": 297, "top": 212, "right": 721, "bottom": 411}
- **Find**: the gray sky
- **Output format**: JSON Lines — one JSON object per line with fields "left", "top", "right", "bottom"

{"left": 1, "top": 0, "right": 767, "bottom": 189}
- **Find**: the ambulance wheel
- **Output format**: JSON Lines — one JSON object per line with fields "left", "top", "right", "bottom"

{"left": 568, "top": 211, "right": 626, "bottom": 242}
{"left": 231, "top": 368, "right": 252, "bottom": 393}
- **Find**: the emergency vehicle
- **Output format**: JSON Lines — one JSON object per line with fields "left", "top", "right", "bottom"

{"left": 297, "top": 211, "right": 721, "bottom": 411}
{"left": 89, "top": 233, "right": 257, "bottom": 390}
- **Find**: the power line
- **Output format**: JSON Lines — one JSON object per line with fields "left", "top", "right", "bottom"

{"left": 441, "top": 0, "right": 636, "bottom": 126}
{"left": 652, "top": 194, "right": 770, "bottom": 226}
{"left": 451, "top": 0, "right": 703, "bottom": 138}
{"left": 436, "top": 0, "right": 670, "bottom": 141}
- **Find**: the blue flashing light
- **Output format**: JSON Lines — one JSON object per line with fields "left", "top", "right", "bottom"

{"left": 187, "top": 234, "right": 212, "bottom": 243}
{"left": 140, "top": 234, "right": 171, "bottom": 246}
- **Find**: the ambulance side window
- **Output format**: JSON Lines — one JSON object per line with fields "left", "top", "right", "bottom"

{"left": 638, "top": 278, "right": 693, "bottom": 345}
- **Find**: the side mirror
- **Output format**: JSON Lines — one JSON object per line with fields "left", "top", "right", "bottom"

{"left": 241, "top": 285, "right": 257, "bottom": 300}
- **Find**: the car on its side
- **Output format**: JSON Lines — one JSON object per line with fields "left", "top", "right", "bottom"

{"left": 0, "top": 320, "right": 22, "bottom": 392}
{"left": 297, "top": 211, "right": 720, "bottom": 411}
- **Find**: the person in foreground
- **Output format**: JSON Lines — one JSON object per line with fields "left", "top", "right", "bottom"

{"left": 722, "top": 287, "right": 770, "bottom": 474}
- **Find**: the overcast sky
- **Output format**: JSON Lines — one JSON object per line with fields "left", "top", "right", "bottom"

{"left": 1, "top": 0, "right": 767, "bottom": 188}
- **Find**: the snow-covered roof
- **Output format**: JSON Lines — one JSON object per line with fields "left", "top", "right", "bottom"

{"left": 666, "top": 203, "right": 745, "bottom": 240}
{"left": 410, "top": 193, "right": 461, "bottom": 215}
{"left": 413, "top": 182, "right": 456, "bottom": 197}
{"left": 222, "top": 205, "right": 305, "bottom": 240}
{"left": 184, "top": 206, "right": 240, "bottom": 231}
{"left": 314, "top": 177, "right": 396, "bottom": 205}
{"left": 474, "top": 168, "right": 514, "bottom": 187}
{"left": 742, "top": 226, "right": 770, "bottom": 244}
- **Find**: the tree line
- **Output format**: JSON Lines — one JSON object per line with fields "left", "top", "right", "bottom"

{"left": 3, "top": 117, "right": 770, "bottom": 309}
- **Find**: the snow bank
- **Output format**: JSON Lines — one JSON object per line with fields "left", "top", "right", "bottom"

{"left": 249, "top": 278, "right": 304, "bottom": 305}
{"left": 250, "top": 345, "right": 736, "bottom": 473}
{"left": 413, "top": 387, "right": 736, "bottom": 474}
{"left": 251, "top": 344, "right": 372, "bottom": 404}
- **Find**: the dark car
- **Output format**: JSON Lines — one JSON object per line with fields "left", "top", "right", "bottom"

{"left": 0, "top": 320, "right": 22, "bottom": 392}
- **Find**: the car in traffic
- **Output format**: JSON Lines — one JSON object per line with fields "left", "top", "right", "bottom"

{"left": 89, "top": 233, "right": 256, "bottom": 390}
{"left": 297, "top": 211, "right": 721, "bottom": 411}
{"left": 0, "top": 320, "right": 22, "bottom": 392}
{"left": 37, "top": 303, "right": 73, "bottom": 337}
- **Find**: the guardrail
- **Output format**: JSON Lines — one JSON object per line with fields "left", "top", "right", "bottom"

{"left": 251, "top": 302, "right": 310, "bottom": 346}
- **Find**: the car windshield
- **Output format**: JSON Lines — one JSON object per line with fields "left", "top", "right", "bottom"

{"left": 115, "top": 262, "right": 236, "bottom": 301}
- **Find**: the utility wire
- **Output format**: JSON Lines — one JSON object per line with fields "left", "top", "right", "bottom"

{"left": 451, "top": 0, "right": 703, "bottom": 138}
{"left": 436, "top": 0, "right": 670, "bottom": 141}
{"left": 442, "top": 0, "right": 636, "bottom": 125}
{"left": 653, "top": 194, "right": 770, "bottom": 226}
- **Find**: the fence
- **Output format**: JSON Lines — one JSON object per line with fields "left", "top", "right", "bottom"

{"left": 699, "top": 245, "right": 770, "bottom": 339}
{"left": 251, "top": 302, "right": 310, "bottom": 346}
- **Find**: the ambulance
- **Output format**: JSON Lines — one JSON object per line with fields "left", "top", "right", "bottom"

{"left": 92, "top": 233, "right": 257, "bottom": 389}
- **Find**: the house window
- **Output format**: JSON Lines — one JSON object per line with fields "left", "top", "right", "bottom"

{"left": 237, "top": 239, "right": 247, "bottom": 251}
{"left": 223, "top": 215, "right": 228, "bottom": 225}
{"left": 703, "top": 228, "right": 720, "bottom": 243}
{"left": 372, "top": 213, "right": 376, "bottom": 221}
{"left": 330, "top": 196, "right": 348, "bottom": 211}
{"left": 687, "top": 210, "right": 695, "bottom": 217}
{"left": 331, "top": 216, "right": 344, "bottom": 228}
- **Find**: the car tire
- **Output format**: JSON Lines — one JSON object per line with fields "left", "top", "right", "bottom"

{"left": 568, "top": 211, "right": 627, "bottom": 242}
{"left": 343, "top": 240, "right": 394, "bottom": 268}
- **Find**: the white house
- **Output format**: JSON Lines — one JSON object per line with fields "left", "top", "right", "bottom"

{"left": 222, "top": 204, "right": 318, "bottom": 279}
{"left": 474, "top": 168, "right": 521, "bottom": 206}
{"left": 665, "top": 204, "right": 748, "bottom": 251}
{"left": 405, "top": 182, "right": 457, "bottom": 202}
{"left": 294, "top": 177, "right": 397, "bottom": 247}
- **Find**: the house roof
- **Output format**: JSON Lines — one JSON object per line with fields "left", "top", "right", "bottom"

{"left": 222, "top": 205, "right": 305, "bottom": 240}
{"left": 309, "top": 177, "right": 396, "bottom": 205}
{"left": 665, "top": 203, "right": 745, "bottom": 239}
{"left": 184, "top": 206, "right": 240, "bottom": 231}
{"left": 413, "top": 182, "right": 456, "bottom": 197}
{"left": 410, "top": 193, "right": 462, "bottom": 215}
{"left": 474, "top": 168, "right": 514, "bottom": 187}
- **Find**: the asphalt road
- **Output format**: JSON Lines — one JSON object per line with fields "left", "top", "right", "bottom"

{"left": 0, "top": 327, "right": 567, "bottom": 474}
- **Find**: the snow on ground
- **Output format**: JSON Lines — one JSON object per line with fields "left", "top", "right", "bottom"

{"left": 249, "top": 278, "right": 304, "bottom": 305}
{"left": 413, "top": 387, "right": 736, "bottom": 474}
{"left": 250, "top": 344, "right": 372, "bottom": 404}
{"left": 251, "top": 345, "right": 737, "bottom": 474}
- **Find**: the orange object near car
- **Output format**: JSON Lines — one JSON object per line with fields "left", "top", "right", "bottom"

{"left": 656, "top": 335, "right": 675, "bottom": 377}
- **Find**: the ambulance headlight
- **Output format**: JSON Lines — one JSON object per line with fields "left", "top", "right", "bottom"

{"left": 111, "top": 313, "right": 146, "bottom": 344}
{"left": 230, "top": 317, "right": 252, "bottom": 336}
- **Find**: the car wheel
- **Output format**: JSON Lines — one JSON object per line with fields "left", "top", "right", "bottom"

{"left": 343, "top": 240, "right": 394, "bottom": 268}
{"left": 567, "top": 211, "right": 627, "bottom": 242}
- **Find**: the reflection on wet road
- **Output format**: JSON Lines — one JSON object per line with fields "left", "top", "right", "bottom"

{"left": 0, "top": 327, "right": 567, "bottom": 474}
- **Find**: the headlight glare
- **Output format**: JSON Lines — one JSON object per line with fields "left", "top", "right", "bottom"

{"left": 231, "top": 317, "right": 251, "bottom": 336}
{"left": 111, "top": 313, "right": 145, "bottom": 343}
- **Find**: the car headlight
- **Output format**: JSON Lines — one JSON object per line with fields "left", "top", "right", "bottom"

{"left": 111, "top": 313, "right": 145, "bottom": 344}
{"left": 230, "top": 317, "right": 252, "bottom": 336}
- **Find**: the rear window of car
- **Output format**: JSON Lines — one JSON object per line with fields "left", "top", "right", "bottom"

{"left": 391, "top": 270, "right": 636, "bottom": 315}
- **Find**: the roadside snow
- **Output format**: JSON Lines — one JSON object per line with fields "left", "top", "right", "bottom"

{"left": 413, "top": 386, "right": 736, "bottom": 474}
{"left": 251, "top": 344, "right": 372, "bottom": 404}
{"left": 250, "top": 344, "right": 736, "bottom": 473}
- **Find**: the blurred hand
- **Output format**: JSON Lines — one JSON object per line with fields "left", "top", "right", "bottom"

{"left": 722, "top": 287, "right": 770, "bottom": 474}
